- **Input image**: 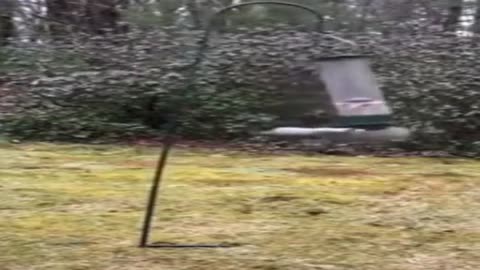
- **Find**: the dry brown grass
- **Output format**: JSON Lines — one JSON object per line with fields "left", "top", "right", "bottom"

{"left": 1, "top": 143, "right": 479, "bottom": 270}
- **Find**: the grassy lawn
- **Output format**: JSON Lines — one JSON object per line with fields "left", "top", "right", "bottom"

{"left": 1, "top": 143, "right": 480, "bottom": 270}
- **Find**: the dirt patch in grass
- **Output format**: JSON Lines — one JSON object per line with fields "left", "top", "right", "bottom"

{"left": 286, "top": 166, "right": 373, "bottom": 177}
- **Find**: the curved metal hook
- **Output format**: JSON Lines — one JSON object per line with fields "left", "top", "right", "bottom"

{"left": 189, "top": 1, "right": 357, "bottom": 72}
{"left": 210, "top": 1, "right": 325, "bottom": 30}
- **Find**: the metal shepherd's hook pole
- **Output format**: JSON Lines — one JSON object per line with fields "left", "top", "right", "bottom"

{"left": 138, "top": 1, "right": 356, "bottom": 249}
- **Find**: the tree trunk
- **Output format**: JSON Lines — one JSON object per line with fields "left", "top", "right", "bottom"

{"left": 46, "top": 0, "right": 80, "bottom": 36}
{"left": 46, "top": 0, "right": 120, "bottom": 36}
{"left": 185, "top": 0, "right": 203, "bottom": 29}
{"left": 443, "top": 0, "right": 463, "bottom": 32}
{"left": 185, "top": 0, "right": 229, "bottom": 29}
{"left": 473, "top": 0, "right": 480, "bottom": 34}
{"left": 85, "top": 0, "right": 120, "bottom": 34}
{"left": 0, "top": 0, "right": 15, "bottom": 45}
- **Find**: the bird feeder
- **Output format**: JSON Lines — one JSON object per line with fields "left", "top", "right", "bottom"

{"left": 262, "top": 54, "right": 410, "bottom": 143}
{"left": 139, "top": 1, "right": 410, "bottom": 249}
{"left": 317, "top": 55, "right": 392, "bottom": 127}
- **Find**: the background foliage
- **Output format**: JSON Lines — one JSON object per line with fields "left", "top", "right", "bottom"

{"left": 0, "top": 0, "right": 479, "bottom": 157}
{"left": 1, "top": 28, "right": 479, "bottom": 156}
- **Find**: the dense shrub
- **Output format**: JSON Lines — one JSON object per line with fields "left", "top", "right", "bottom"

{"left": 370, "top": 34, "right": 480, "bottom": 155}
{"left": 0, "top": 28, "right": 479, "bottom": 156}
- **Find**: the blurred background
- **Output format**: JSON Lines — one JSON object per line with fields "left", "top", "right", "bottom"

{"left": 0, "top": 0, "right": 479, "bottom": 157}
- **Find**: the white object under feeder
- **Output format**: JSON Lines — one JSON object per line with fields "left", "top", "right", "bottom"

{"left": 260, "top": 126, "right": 410, "bottom": 143}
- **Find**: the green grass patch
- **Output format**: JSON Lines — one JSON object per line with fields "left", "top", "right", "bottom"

{"left": 1, "top": 143, "right": 480, "bottom": 270}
